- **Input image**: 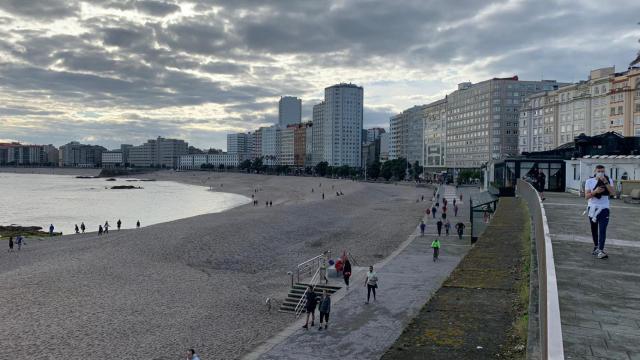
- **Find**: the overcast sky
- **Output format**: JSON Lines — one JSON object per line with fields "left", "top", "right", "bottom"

{"left": 0, "top": 0, "right": 639, "bottom": 150}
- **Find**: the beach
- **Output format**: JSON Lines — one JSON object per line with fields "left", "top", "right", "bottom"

{"left": 0, "top": 169, "right": 431, "bottom": 359}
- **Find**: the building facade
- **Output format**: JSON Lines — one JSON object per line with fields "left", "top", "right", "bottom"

{"left": 101, "top": 151, "right": 123, "bottom": 167}
{"left": 279, "top": 96, "right": 302, "bottom": 127}
{"left": 227, "top": 132, "right": 251, "bottom": 160}
{"left": 279, "top": 126, "right": 295, "bottom": 166}
{"left": 311, "top": 101, "right": 326, "bottom": 165}
{"left": 59, "top": 141, "right": 106, "bottom": 167}
{"left": 323, "top": 83, "right": 363, "bottom": 167}
{"left": 178, "top": 153, "right": 240, "bottom": 170}
{"left": 379, "top": 132, "right": 390, "bottom": 162}
{"left": 0, "top": 143, "right": 59, "bottom": 166}
{"left": 365, "top": 127, "right": 386, "bottom": 144}
{"left": 261, "top": 126, "right": 280, "bottom": 166}
{"left": 423, "top": 99, "right": 447, "bottom": 168}
{"left": 128, "top": 137, "right": 188, "bottom": 168}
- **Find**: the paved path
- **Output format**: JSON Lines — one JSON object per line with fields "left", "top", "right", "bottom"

{"left": 544, "top": 193, "right": 640, "bottom": 360}
{"left": 244, "top": 185, "right": 476, "bottom": 360}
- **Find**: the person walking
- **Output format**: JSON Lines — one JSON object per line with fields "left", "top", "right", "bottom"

{"left": 98, "top": 225, "right": 103, "bottom": 235}
{"left": 302, "top": 285, "right": 317, "bottom": 329}
{"left": 585, "top": 164, "right": 614, "bottom": 259}
{"left": 343, "top": 258, "right": 352, "bottom": 290}
{"left": 320, "top": 258, "right": 329, "bottom": 285}
{"left": 318, "top": 290, "right": 331, "bottom": 330}
{"left": 455, "top": 222, "right": 465, "bottom": 240}
{"left": 80, "top": 222, "right": 85, "bottom": 233}
{"left": 16, "top": 235, "right": 22, "bottom": 251}
{"left": 444, "top": 220, "right": 451, "bottom": 236}
{"left": 431, "top": 238, "right": 441, "bottom": 261}
{"left": 136, "top": 220, "right": 140, "bottom": 228}
{"left": 75, "top": 224, "right": 80, "bottom": 234}
{"left": 537, "top": 170, "right": 547, "bottom": 201}
{"left": 365, "top": 266, "right": 378, "bottom": 304}
{"left": 431, "top": 205, "right": 437, "bottom": 219}
{"left": 420, "top": 220, "right": 426, "bottom": 236}
{"left": 454, "top": 204, "right": 459, "bottom": 217}
{"left": 186, "top": 349, "right": 200, "bottom": 360}
{"left": 436, "top": 219, "right": 443, "bottom": 236}
{"left": 117, "top": 219, "right": 122, "bottom": 231}
{"left": 322, "top": 192, "right": 325, "bottom": 200}
{"left": 104, "top": 221, "right": 109, "bottom": 234}
{"left": 8, "top": 236, "right": 14, "bottom": 252}
{"left": 49, "top": 224, "right": 54, "bottom": 237}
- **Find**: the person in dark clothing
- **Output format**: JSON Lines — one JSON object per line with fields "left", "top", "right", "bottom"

{"left": 49, "top": 224, "right": 54, "bottom": 236}
{"left": 75, "top": 224, "right": 80, "bottom": 234}
{"left": 98, "top": 225, "right": 103, "bottom": 235}
{"left": 117, "top": 219, "right": 122, "bottom": 230}
{"left": 436, "top": 219, "right": 443, "bottom": 236}
{"left": 8, "top": 237, "right": 14, "bottom": 252}
{"left": 431, "top": 206, "right": 437, "bottom": 219}
{"left": 302, "top": 285, "right": 317, "bottom": 329}
{"left": 343, "top": 258, "right": 352, "bottom": 289}
{"left": 455, "top": 222, "right": 465, "bottom": 240}
{"left": 136, "top": 220, "right": 140, "bottom": 228}
{"left": 318, "top": 290, "right": 331, "bottom": 330}
{"left": 420, "top": 220, "right": 426, "bottom": 236}
{"left": 80, "top": 222, "right": 85, "bottom": 233}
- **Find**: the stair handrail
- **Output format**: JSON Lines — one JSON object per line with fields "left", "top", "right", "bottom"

{"left": 346, "top": 251, "right": 359, "bottom": 266}
{"left": 296, "top": 251, "right": 330, "bottom": 283}
{"left": 294, "top": 267, "right": 321, "bottom": 318}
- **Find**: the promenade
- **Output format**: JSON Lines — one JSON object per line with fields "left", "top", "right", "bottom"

{"left": 544, "top": 193, "right": 640, "bottom": 359}
{"left": 246, "top": 185, "right": 475, "bottom": 360}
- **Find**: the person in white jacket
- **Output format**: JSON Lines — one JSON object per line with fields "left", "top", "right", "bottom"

{"left": 584, "top": 164, "right": 615, "bottom": 259}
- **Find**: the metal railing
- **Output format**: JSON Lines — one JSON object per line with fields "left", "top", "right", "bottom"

{"left": 296, "top": 251, "right": 330, "bottom": 283}
{"left": 346, "top": 251, "right": 359, "bottom": 267}
{"left": 294, "top": 267, "right": 321, "bottom": 318}
{"left": 516, "top": 179, "right": 564, "bottom": 360}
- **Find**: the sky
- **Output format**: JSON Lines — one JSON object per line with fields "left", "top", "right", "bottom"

{"left": 0, "top": 0, "right": 639, "bottom": 150}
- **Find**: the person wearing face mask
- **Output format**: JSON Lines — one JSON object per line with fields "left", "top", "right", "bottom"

{"left": 584, "top": 164, "right": 615, "bottom": 259}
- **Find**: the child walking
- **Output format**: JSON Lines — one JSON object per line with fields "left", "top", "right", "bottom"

{"left": 431, "top": 238, "right": 441, "bottom": 261}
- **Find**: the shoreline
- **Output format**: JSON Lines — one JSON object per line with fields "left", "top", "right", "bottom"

{"left": 0, "top": 168, "right": 432, "bottom": 359}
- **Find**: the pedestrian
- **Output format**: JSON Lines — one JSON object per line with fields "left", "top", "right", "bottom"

{"left": 460, "top": 194, "right": 463, "bottom": 201}
{"left": 322, "top": 193, "right": 325, "bottom": 200}
{"left": 117, "top": 219, "right": 122, "bottom": 231}
{"left": 104, "top": 221, "right": 109, "bottom": 234}
{"left": 431, "top": 238, "right": 441, "bottom": 261}
{"left": 420, "top": 220, "right": 426, "bottom": 236}
{"left": 16, "top": 235, "right": 22, "bottom": 251}
{"left": 49, "top": 224, "right": 54, "bottom": 236}
{"left": 445, "top": 220, "right": 451, "bottom": 236}
{"left": 421, "top": 195, "right": 424, "bottom": 201}
{"left": 318, "top": 290, "right": 331, "bottom": 331}
{"left": 98, "top": 225, "right": 103, "bottom": 235}
{"left": 537, "top": 170, "right": 547, "bottom": 201}
{"left": 312, "top": 188, "right": 314, "bottom": 193}
{"left": 320, "top": 258, "right": 328, "bottom": 285}
{"left": 136, "top": 220, "right": 140, "bottom": 228}
{"left": 436, "top": 219, "right": 443, "bottom": 236}
{"left": 343, "top": 258, "right": 352, "bottom": 290}
{"left": 442, "top": 212, "right": 447, "bottom": 220}
{"left": 453, "top": 198, "right": 456, "bottom": 206}
{"left": 75, "top": 224, "right": 80, "bottom": 234}
{"left": 269, "top": 201, "right": 272, "bottom": 207}
{"left": 455, "top": 222, "right": 465, "bottom": 240}
{"left": 81, "top": 222, "right": 85, "bottom": 233}
{"left": 454, "top": 204, "right": 459, "bottom": 217}
{"left": 431, "top": 206, "right": 437, "bottom": 219}
{"left": 365, "top": 265, "right": 378, "bottom": 304}
{"left": 302, "top": 285, "right": 317, "bottom": 329}
{"left": 8, "top": 236, "right": 14, "bottom": 252}
{"left": 585, "top": 164, "right": 614, "bottom": 259}
{"left": 186, "top": 349, "right": 200, "bottom": 360}
{"left": 265, "top": 201, "right": 268, "bottom": 207}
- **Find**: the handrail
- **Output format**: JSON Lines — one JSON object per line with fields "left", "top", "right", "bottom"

{"left": 346, "top": 251, "right": 359, "bottom": 267}
{"left": 296, "top": 251, "right": 330, "bottom": 283}
{"left": 294, "top": 267, "right": 321, "bottom": 318}
{"left": 516, "top": 179, "right": 564, "bottom": 360}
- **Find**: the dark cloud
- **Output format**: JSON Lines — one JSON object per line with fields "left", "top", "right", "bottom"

{"left": 200, "top": 61, "right": 249, "bottom": 74}
{"left": 134, "top": 1, "right": 180, "bottom": 16}
{"left": 0, "top": 0, "right": 78, "bottom": 19}
{"left": 0, "top": 106, "right": 64, "bottom": 116}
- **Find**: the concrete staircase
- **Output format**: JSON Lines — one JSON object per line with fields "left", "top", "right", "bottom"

{"left": 278, "top": 282, "right": 342, "bottom": 314}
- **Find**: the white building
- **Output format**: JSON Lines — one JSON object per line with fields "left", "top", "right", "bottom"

{"left": 128, "top": 137, "right": 188, "bottom": 168}
{"left": 423, "top": 99, "right": 447, "bottom": 168}
{"left": 227, "top": 132, "right": 251, "bottom": 160}
{"left": 379, "top": 132, "right": 390, "bottom": 162}
{"left": 565, "top": 155, "right": 640, "bottom": 194}
{"left": 279, "top": 96, "right": 302, "bottom": 127}
{"left": 178, "top": 153, "right": 240, "bottom": 170}
{"left": 323, "top": 83, "right": 363, "bottom": 167}
{"left": 101, "top": 151, "right": 123, "bottom": 168}
{"left": 280, "top": 126, "right": 295, "bottom": 166}
{"left": 311, "top": 101, "right": 326, "bottom": 165}
{"left": 261, "top": 125, "right": 281, "bottom": 166}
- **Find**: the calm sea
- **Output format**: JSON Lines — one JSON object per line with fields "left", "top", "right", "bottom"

{"left": 0, "top": 173, "right": 250, "bottom": 235}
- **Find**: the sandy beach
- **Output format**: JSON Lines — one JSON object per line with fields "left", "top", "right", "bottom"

{"left": 0, "top": 169, "right": 431, "bottom": 359}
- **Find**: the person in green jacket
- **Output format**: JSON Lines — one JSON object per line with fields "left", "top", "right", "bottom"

{"left": 431, "top": 239, "right": 441, "bottom": 262}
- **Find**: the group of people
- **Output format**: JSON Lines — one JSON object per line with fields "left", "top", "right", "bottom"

{"left": 6, "top": 235, "right": 25, "bottom": 252}
{"left": 72, "top": 219, "right": 140, "bottom": 236}
{"left": 420, "top": 189, "right": 467, "bottom": 261}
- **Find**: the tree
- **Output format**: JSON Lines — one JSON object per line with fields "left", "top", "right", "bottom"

{"left": 315, "top": 161, "right": 329, "bottom": 177}
{"left": 188, "top": 146, "right": 204, "bottom": 154}
{"left": 380, "top": 158, "right": 407, "bottom": 181}
{"left": 239, "top": 159, "right": 252, "bottom": 171}
{"left": 411, "top": 161, "right": 423, "bottom": 181}
{"left": 367, "top": 161, "right": 381, "bottom": 180}
{"left": 207, "top": 148, "right": 223, "bottom": 154}
{"left": 251, "top": 157, "right": 264, "bottom": 173}
{"left": 337, "top": 165, "right": 350, "bottom": 178}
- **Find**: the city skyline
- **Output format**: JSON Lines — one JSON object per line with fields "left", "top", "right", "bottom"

{"left": 1, "top": 1, "right": 639, "bottom": 150}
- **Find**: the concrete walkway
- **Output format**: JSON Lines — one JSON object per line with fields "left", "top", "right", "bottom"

{"left": 544, "top": 193, "right": 640, "bottom": 360}
{"left": 245, "top": 185, "right": 476, "bottom": 360}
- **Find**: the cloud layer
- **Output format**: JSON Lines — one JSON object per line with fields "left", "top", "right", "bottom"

{"left": 0, "top": 0, "right": 639, "bottom": 149}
